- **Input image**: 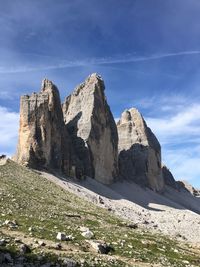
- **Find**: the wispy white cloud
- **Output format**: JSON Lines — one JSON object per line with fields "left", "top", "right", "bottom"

{"left": 144, "top": 103, "right": 200, "bottom": 186}
{"left": 162, "top": 147, "right": 200, "bottom": 185}
{"left": 0, "top": 106, "right": 19, "bottom": 156}
{"left": 146, "top": 104, "right": 200, "bottom": 144}
{"left": 1, "top": 50, "right": 200, "bottom": 74}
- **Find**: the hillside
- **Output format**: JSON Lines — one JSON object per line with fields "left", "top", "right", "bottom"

{"left": 0, "top": 160, "right": 200, "bottom": 266}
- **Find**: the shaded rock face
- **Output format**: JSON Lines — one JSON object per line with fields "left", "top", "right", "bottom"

{"left": 162, "top": 167, "right": 200, "bottom": 196}
{"left": 15, "top": 79, "right": 66, "bottom": 171}
{"left": 162, "top": 166, "right": 178, "bottom": 190}
{"left": 117, "top": 108, "right": 164, "bottom": 192}
{"left": 63, "top": 73, "right": 118, "bottom": 184}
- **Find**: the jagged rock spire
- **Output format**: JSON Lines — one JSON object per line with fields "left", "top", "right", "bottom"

{"left": 117, "top": 108, "right": 164, "bottom": 192}
{"left": 15, "top": 79, "right": 65, "bottom": 171}
{"left": 63, "top": 73, "right": 118, "bottom": 184}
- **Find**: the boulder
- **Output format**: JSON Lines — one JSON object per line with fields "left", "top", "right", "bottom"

{"left": 19, "top": 244, "right": 31, "bottom": 254}
{"left": 56, "top": 232, "right": 66, "bottom": 241}
{"left": 81, "top": 230, "right": 94, "bottom": 239}
{"left": 87, "top": 240, "right": 112, "bottom": 254}
{"left": 15, "top": 79, "right": 66, "bottom": 171}
{"left": 62, "top": 73, "right": 118, "bottom": 184}
{"left": 117, "top": 108, "right": 164, "bottom": 192}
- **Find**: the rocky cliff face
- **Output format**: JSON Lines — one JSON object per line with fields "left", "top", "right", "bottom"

{"left": 117, "top": 108, "right": 164, "bottom": 192}
{"left": 62, "top": 73, "right": 118, "bottom": 184}
{"left": 15, "top": 74, "right": 174, "bottom": 191}
{"left": 15, "top": 79, "right": 66, "bottom": 171}
{"left": 162, "top": 166, "right": 178, "bottom": 190}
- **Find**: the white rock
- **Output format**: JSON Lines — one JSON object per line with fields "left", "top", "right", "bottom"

{"left": 87, "top": 240, "right": 111, "bottom": 254}
{"left": 81, "top": 230, "right": 94, "bottom": 239}
{"left": 79, "top": 226, "right": 89, "bottom": 232}
{"left": 56, "top": 232, "right": 66, "bottom": 241}
{"left": 66, "top": 234, "right": 74, "bottom": 241}
{"left": 38, "top": 240, "right": 46, "bottom": 246}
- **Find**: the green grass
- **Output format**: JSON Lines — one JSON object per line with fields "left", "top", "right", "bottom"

{"left": 0, "top": 160, "right": 200, "bottom": 266}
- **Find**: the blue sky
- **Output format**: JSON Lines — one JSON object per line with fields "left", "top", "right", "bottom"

{"left": 1, "top": 0, "right": 200, "bottom": 187}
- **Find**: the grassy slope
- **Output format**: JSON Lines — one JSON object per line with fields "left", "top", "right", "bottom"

{"left": 0, "top": 160, "right": 200, "bottom": 267}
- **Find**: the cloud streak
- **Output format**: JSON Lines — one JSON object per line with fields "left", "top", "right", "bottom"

{"left": 0, "top": 106, "right": 19, "bottom": 156}
{"left": 146, "top": 104, "right": 200, "bottom": 144}
{"left": 1, "top": 50, "right": 200, "bottom": 74}
{"left": 144, "top": 102, "right": 200, "bottom": 186}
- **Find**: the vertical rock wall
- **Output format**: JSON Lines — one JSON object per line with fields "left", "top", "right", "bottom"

{"left": 62, "top": 73, "right": 118, "bottom": 184}
{"left": 117, "top": 108, "right": 164, "bottom": 192}
{"left": 15, "top": 79, "right": 65, "bottom": 171}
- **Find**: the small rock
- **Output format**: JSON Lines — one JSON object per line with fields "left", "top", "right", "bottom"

{"left": 4, "top": 220, "right": 18, "bottom": 229}
{"left": 20, "top": 243, "right": 31, "bottom": 254}
{"left": 182, "top": 260, "right": 190, "bottom": 264}
{"left": 79, "top": 226, "right": 89, "bottom": 232}
{"left": 38, "top": 240, "right": 46, "bottom": 246}
{"left": 28, "top": 226, "right": 34, "bottom": 232}
{"left": 81, "top": 230, "right": 94, "bottom": 239}
{"left": 56, "top": 232, "right": 66, "bottom": 241}
{"left": 88, "top": 240, "right": 113, "bottom": 254}
{"left": 55, "top": 243, "right": 62, "bottom": 250}
{"left": 98, "top": 196, "right": 104, "bottom": 204}
{"left": 66, "top": 235, "right": 74, "bottom": 241}
{"left": 4, "top": 220, "right": 11, "bottom": 225}
{"left": 126, "top": 223, "right": 138, "bottom": 229}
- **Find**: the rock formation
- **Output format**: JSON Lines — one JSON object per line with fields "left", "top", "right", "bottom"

{"left": 162, "top": 165, "right": 178, "bottom": 190}
{"left": 62, "top": 73, "right": 118, "bottom": 184}
{"left": 176, "top": 180, "right": 200, "bottom": 197}
{"left": 15, "top": 79, "right": 68, "bottom": 171}
{"left": 117, "top": 108, "right": 164, "bottom": 192}
{"left": 162, "top": 166, "right": 200, "bottom": 196}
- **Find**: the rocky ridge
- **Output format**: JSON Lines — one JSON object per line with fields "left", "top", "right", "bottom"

{"left": 14, "top": 73, "right": 198, "bottom": 193}
{"left": 15, "top": 74, "right": 118, "bottom": 185}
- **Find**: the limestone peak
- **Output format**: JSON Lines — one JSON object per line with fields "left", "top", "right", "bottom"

{"left": 41, "top": 78, "right": 58, "bottom": 93}
{"left": 117, "top": 107, "right": 164, "bottom": 192}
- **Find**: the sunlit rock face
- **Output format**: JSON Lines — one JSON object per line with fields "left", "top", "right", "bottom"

{"left": 117, "top": 108, "right": 164, "bottom": 192}
{"left": 15, "top": 79, "right": 67, "bottom": 171}
{"left": 62, "top": 73, "right": 118, "bottom": 184}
